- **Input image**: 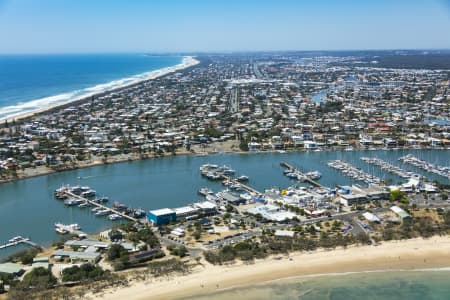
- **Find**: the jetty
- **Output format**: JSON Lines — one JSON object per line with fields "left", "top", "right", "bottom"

{"left": 63, "top": 191, "right": 140, "bottom": 222}
{"left": 280, "top": 162, "right": 325, "bottom": 188}
{"left": 221, "top": 175, "right": 262, "bottom": 196}
{"left": 0, "top": 236, "right": 41, "bottom": 250}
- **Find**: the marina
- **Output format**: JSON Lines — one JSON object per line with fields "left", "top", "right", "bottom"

{"left": 327, "top": 160, "right": 383, "bottom": 185}
{"left": 280, "top": 162, "right": 324, "bottom": 188}
{"left": 399, "top": 154, "right": 450, "bottom": 179}
{"left": 0, "top": 149, "right": 449, "bottom": 258}
{"left": 59, "top": 188, "right": 141, "bottom": 223}
{"left": 361, "top": 157, "right": 421, "bottom": 179}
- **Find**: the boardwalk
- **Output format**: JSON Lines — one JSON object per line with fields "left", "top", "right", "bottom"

{"left": 280, "top": 162, "right": 326, "bottom": 189}
{"left": 64, "top": 191, "right": 140, "bottom": 222}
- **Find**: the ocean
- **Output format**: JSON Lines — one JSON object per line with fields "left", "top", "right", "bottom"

{"left": 0, "top": 54, "right": 182, "bottom": 121}
{"left": 188, "top": 270, "right": 450, "bottom": 300}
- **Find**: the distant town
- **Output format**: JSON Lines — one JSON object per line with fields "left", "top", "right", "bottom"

{"left": 0, "top": 51, "right": 449, "bottom": 299}
{"left": 0, "top": 51, "right": 449, "bottom": 182}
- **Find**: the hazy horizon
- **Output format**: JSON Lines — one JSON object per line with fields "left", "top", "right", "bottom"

{"left": 1, "top": 0, "right": 450, "bottom": 54}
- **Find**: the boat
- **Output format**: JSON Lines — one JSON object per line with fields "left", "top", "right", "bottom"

{"left": 64, "top": 198, "right": 80, "bottom": 206}
{"left": 55, "top": 227, "right": 68, "bottom": 234}
{"left": 95, "top": 209, "right": 111, "bottom": 216}
{"left": 305, "top": 171, "right": 322, "bottom": 180}
{"left": 91, "top": 206, "right": 103, "bottom": 212}
{"left": 81, "top": 189, "right": 96, "bottom": 198}
{"left": 108, "top": 214, "right": 122, "bottom": 221}
{"left": 236, "top": 175, "right": 249, "bottom": 182}
{"left": 112, "top": 202, "right": 128, "bottom": 211}
{"left": 95, "top": 196, "right": 109, "bottom": 203}
{"left": 78, "top": 202, "right": 91, "bottom": 208}
{"left": 198, "top": 187, "right": 214, "bottom": 196}
{"left": 132, "top": 209, "right": 146, "bottom": 218}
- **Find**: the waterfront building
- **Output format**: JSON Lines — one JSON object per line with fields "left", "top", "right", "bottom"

{"left": 147, "top": 208, "right": 177, "bottom": 225}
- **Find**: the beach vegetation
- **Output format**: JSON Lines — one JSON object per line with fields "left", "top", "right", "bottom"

{"left": 147, "top": 259, "right": 191, "bottom": 277}
{"left": 7, "top": 248, "right": 40, "bottom": 265}
{"left": 167, "top": 245, "right": 188, "bottom": 257}
{"left": 61, "top": 264, "right": 108, "bottom": 283}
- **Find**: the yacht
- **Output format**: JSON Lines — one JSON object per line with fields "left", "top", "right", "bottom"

{"left": 108, "top": 214, "right": 122, "bottom": 221}
{"left": 236, "top": 175, "right": 249, "bottom": 182}
{"left": 198, "top": 187, "right": 214, "bottom": 196}
{"left": 95, "top": 209, "right": 111, "bottom": 217}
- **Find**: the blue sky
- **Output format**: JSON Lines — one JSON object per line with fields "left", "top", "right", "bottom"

{"left": 0, "top": 0, "right": 449, "bottom": 53}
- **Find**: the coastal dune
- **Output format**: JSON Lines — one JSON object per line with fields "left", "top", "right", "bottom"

{"left": 94, "top": 236, "right": 450, "bottom": 300}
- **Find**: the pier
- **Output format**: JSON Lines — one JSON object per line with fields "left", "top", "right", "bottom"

{"left": 280, "top": 162, "right": 326, "bottom": 189}
{"left": 0, "top": 237, "right": 41, "bottom": 250}
{"left": 221, "top": 175, "right": 262, "bottom": 196}
{"left": 63, "top": 191, "right": 140, "bottom": 223}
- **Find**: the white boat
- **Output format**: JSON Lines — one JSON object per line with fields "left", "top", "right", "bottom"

{"left": 236, "top": 175, "right": 249, "bottom": 182}
{"left": 55, "top": 227, "right": 68, "bottom": 234}
{"left": 198, "top": 187, "right": 214, "bottom": 196}
{"left": 55, "top": 223, "right": 81, "bottom": 231}
{"left": 95, "top": 209, "right": 111, "bottom": 216}
{"left": 108, "top": 214, "right": 122, "bottom": 221}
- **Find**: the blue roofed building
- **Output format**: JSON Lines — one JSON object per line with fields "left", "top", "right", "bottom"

{"left": 148, "top": 208, "right": 176, "bottom": 226}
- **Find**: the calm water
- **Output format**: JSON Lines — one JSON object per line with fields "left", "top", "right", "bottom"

{"left": 0, "top": 54, "right": 181, "bottom": 120}
{"left": 0, "top": 149, "right": 449, "bottom": 257}
{"left": 188, "top": 270, "right": 450, "bottom": 300}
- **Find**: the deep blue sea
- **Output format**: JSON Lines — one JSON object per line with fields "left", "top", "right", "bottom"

{"left": 0, "top": 54, "right": 182, "bottom": 120}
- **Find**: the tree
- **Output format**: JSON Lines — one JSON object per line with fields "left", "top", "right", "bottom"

{"left": 389, "top": 190, "right": 406, "bottom": 202}
{"left": 108, "top": 229, "right": 124, "bottom": 242}
{"left": 107, "top": 244, "right": 128, "bottom": 261}
{"left": 22, "top": 267, "right": 57, "bottom": 289}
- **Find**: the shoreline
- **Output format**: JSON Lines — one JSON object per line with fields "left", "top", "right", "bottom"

{"left": 0, "top": 55, "right": 200, "bottom": 123}
{"left": 92, "top": 236, "right": 450, "bottom": 300}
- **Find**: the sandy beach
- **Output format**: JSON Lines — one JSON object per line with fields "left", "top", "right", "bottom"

{"left": 92, "top": 236, "right": 450, "bottom": 300}
{"left": 1, "top": 56, "right": 199, "bottom": 124}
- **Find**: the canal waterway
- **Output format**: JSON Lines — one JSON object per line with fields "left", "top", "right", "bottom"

{"left": 0, "top": 149, "right": 448, "bottom": 258}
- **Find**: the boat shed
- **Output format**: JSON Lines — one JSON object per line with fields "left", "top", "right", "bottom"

{"left": 174, "top": 205, "right": 199, "bottom": 219}
{"left": 194, "top": 201, "right": 217, "bottom": 215}
{"left": 220, "top": 192, "right": 245, "bottom": 205}
{"left": 339, "top": 193, "right": 369, "bottom": 206}
{"left": 362, "top": 212, "right": 381, "bottom": 223}
{"left": 390, "top": 206, "right": 412, "bottom": 221}
{"left": 147, "top": 208, "right": 176, "bottom": 226}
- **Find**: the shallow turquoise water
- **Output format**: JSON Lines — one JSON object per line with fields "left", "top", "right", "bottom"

{"left": 188, "top": 270, "right": 450, "bottom": 300}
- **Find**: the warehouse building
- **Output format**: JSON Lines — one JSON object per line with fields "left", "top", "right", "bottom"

{"left": 147, "top": 208, "right": 177, "bottom": 225}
